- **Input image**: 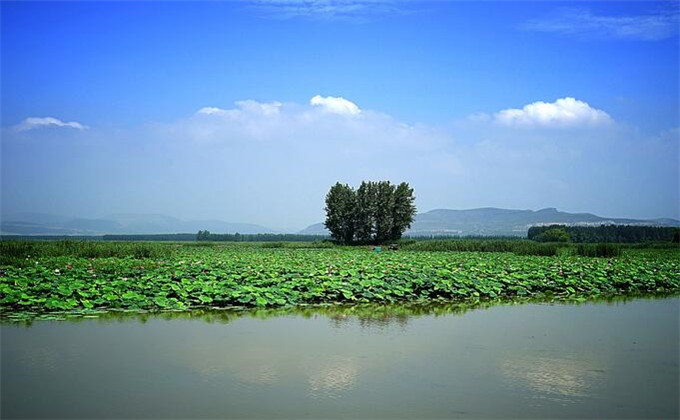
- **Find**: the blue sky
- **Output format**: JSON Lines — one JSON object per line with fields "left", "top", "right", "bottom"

{"left": 1, "top": 1, "right": 679, "bottom": 230}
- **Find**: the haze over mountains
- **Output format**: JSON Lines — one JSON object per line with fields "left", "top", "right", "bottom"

{"left": 0, "top": 213, "right": 275, "bottom": 236}
{"left": 2, "top": 208, "right": 678, "bottom": 237}
{"left": 300, "top": 207, "right": 680, "bottom": 237}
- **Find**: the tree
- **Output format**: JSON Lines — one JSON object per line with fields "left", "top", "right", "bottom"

{"left": 354, "top": 181, "right": 378, "bottom": 243}
{"left": 324, "top": 181, "right": 417, "bottom": 244}
{"left": 390, "top": 182, "right": 417, "bottom": 241}
{"left": 196, "top": 230, "right": 211, "bottom": 241}
{"left": 534, "top": 227, "right": 570, "bottom": 243}
{"left": 324, "top": 183, "right": 357, "bottom": 245}
{"left": 374, "top": 181, "right": 396, "bottom": 243}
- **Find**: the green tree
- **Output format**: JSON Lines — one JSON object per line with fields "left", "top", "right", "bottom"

{"left": 534, "top": 227, "right": 570, "bottom": 243}
{"left": 196, "top": 230, "right": 211, "bottom": 241}
{"left": 374, "top": 181, "right": 396, "bottom": 243}
{"left": 390, "top": 182, "right": 417, "bottom": 241}
{"left": 354, "top": 181, "right": 377, "bottom": 243}
{"left": 324, "top": 183, "right": 357, "bottom": 244}
{"left": 324, "top": 181, "right": 417, "bottom": 244}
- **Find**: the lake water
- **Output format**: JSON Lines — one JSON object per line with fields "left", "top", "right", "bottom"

{"left": 2, "top": 297, "right": 678, "bottom": 419}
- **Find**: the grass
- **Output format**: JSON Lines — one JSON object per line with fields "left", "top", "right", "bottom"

{"left": 0, "top": 240, "right": 174, "bottom": 266}
{"left": 576, "top": 243, "right": 622, "bottom": 258}
{"left": 0, "top": 239, "right": 336, "bottom": 266}
{"left": 401, "top": 239, "right": 561, "bottom": 256}
{"left": 1, "top": 240, "right": 677, "bottom": 318}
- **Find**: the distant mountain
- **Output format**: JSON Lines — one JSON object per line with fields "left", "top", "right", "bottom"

{"left": 298, "top": 223, "right": 328, "bottom": 235}
{"left": 299, "top": 207, "right": 680, "bottom": 237}
{"left": 2, "top": 212, "right": 72, "bottom": 225}
{"left": 0, "top": 213, "right": 276, "bottom": 236}
{"left": 4, "top": 208, "right": 678, "bottom": 237}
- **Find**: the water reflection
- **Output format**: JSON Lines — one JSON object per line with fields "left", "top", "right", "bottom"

{"left": 329, "top": 311, "right": 410, "bottom": 330}
{"left": 2, "top": 297, "right": 677, "bottom": 419}
{"left": 234, "top": 363, "right": 280, "bottom": 385}
{"left": 176, "top": 343, "right": 286, "bottom": 385}
{"left": 2, "top": 293, "right": 665, "bottom": 326}
{"left": 501, "top": 357, "right": 605, "bottom": 401}
{"left": 15, "top": 347, "right": 60, "bottom": 373}
{"left": 307, "top": 356, "right": 359, "bottom": 399}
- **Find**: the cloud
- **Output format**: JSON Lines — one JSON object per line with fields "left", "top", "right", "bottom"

{"left": 143, "top": 95, "right": 677, "bottom": 225}
{"left": 7, "top": 94, "right": 674, "bottom": 231}
{"left": 187, "top": 95, "right": 363, "bottom": 141}
{"left": 14, "top": 117, "right": 88, "bottom": 132}
{"left": 494, "top": 97, "right": 612, "bottom": 128}
{"left": 249, "top": 0, "right": 406, "bottom": 20}
{"left": 160, "top": 95, "right": 455, "bottom": 157}
{"left": 197, "top": 100, "right": 282, "bottom": 117}
{"left": 310, "top": 95, "right": 361, "bottom": 115}
{"left": 180, "top": 95, "right": 371, "bottom": 142}
{"left": 236, "top": 100, "right": 283, "bottom": 116}
{"left": 522, "top": 8, "right": 680, "bottom": 41}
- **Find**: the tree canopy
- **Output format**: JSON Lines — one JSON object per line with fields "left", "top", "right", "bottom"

{"left": 532, "top": 227, "right": 570, "bottom": 243}
{"left": 324, "top": 181, "right": 416, "bottom": 244}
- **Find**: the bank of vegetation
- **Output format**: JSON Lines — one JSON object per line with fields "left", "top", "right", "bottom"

{"left": 195, "top": 232, "right": 328, "bottom": 242}
{"left": 400, "top": 239, "right": 561, "bottom": 256}
{"left": 1, "top": 241, "right": 677, "bottom": 319}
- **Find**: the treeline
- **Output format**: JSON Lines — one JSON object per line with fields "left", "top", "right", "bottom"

{"left": 528, "top": 224, "right": 680, "bottom": 243}
{"left": 196, "top": 231, "right": 328, "bottom": 242}
{"left": 103, "top": 234, "right": 196, "bottom": 241}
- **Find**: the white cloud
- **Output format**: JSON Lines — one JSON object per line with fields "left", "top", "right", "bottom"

{"left": 196, "top": 107, "right": 227, "bottom": 116}
{"left": 522, "top": 8, "right": 680, "bottom": 41}
{"left": 165, "top": 95, "right": 440, "bottom": 148}
{"left": 14, "top": 117, "right": 88, "bottom": 132}
{"left": 310, "top": 95, "right": 361, "bottom": 115}
{"left": 236, "top": 100, "right": 283, "bottom": 116}
{"left": 197, "top": 100, "right": 282, "bottom": 117}
{"left": 249, "top": 0, "right": 406, "bottom": 20}
{"left": 5, "top": 95, "right": 676, "bottom": 229}
{"left": 150, "top": 95, "right": 675, "bottom": 226}
{"left": 494, "top": 97, "right": 612, "bottom": 128}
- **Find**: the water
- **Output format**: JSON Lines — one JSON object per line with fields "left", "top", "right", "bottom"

{"left": 2, "top": 297, "right": 678, "bottom": 418}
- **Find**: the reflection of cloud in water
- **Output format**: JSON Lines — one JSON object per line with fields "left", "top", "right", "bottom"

{"left": 195, "top": 362, "right": 280, "bottom": 385}
{"left": 182, "top": 346, "right": 282, "bottom": 385}
{"left": 329, "top": 314, "right": 410, "bottom": 331}
{"left": 233, "top": 363, "right": 280, "bottom": 385}
{"left": 184, "top": 348, "right": 359, "bottom": 396}
{"left": 17, "top": 347, "right": 60, "bottom": 372}
{"left": 501, "top": 357, "right": 605, "bottom": 401}
{"left": 174, "top": 343, "right": 363, "bottom": 394}
{"left": 307, "top": 356, "right": 359, "bottom": 399}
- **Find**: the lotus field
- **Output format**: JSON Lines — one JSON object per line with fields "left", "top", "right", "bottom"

{"left": 1, "top": 242, "right": 678, "bottom": 321}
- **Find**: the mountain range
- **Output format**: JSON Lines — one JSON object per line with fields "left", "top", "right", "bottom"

{"left": 2, "top": 208, "right": 678, "bottom": 237}
{"left": 0, "top": 213, "right": 276, "bottom": 236}
{"left": 298, "top": 207, "right": 680, "bottom": 237}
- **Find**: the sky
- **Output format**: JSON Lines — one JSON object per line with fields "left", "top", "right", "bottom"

{"left": 1, "top": 0, "right": 679, "bottom": 231}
